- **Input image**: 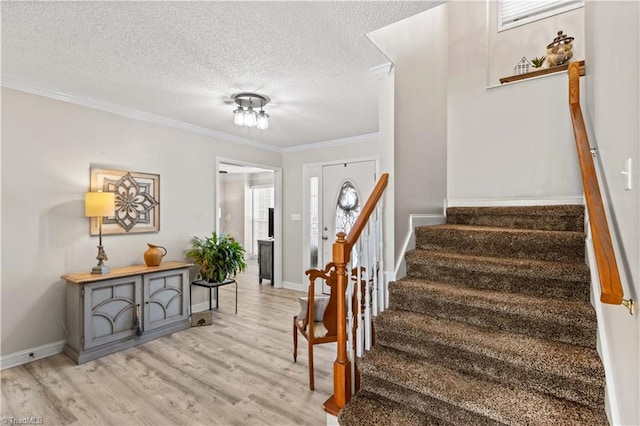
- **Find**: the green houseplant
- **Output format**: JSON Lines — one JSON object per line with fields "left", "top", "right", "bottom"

{"left": 185, "top": 232, "right": 246, "bottom": 282}
{"left": 531, "top": 56, "right": 546, "bottom": 68}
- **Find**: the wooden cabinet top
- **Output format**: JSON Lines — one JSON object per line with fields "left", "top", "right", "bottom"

{"left": 62, "top": 261, "right": 193, "bottom": 284}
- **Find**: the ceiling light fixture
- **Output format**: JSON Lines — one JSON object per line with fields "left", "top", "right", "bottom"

{"left": 232, "top": 92, "right": 270, "bottom": 130}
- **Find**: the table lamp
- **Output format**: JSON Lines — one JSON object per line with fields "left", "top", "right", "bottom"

{"left": 85, "top": 191, "right": 115, "bottom": 274}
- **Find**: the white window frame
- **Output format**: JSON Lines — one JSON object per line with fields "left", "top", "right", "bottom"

{"left": 498, "top": 0, "right": 584, "bottom": 32}
{"left": 250, "top": 185, "right": 274, "bottom": 255}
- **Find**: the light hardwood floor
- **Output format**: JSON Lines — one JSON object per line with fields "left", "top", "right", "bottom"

{"left": 1, "top": 263, "right": 336, "bottom": 425}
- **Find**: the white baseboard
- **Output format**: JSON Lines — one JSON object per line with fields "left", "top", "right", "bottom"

{"left": 1, "top": 340, "right": 65, "bottom": 370}
{"left": 282, "top": 281, "right": 306, "bottom": 292}
{"left": 585, "top": 221, "right": 618, "bottom": 425}
{"left": 394, "top": 214, "right": 447, "bottom": 279}
{"left": 446, "top": 196, "right": 584, "bottom": 207}
{"left": 326, "top": 413, "right": 339, "bottom": 426}
{"left": 384, "top": 270, "right": 396, "bottom": 284}
{"left": 190, "top": 301, "right": 216, "bottom": 314}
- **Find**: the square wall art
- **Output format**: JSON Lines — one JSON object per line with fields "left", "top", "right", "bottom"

{"left": 90, "top": 168, "right": 160, "bottom": 235}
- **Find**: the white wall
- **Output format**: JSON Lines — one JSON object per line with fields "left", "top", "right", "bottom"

{"left": 1, "top": 88, "right": 281, "bottom": 356}
{"left": 488, "top": 2, "right": 584, "bottom": 86}
{"left": 584, "top": 2, "right": 640, "bottom": 424}
{"left": 447, "top": 1, "right": 583, "bottom": 203}
{"left": 281, "top": 138, "right": 379, "bottom": 287}
{"left": 219, "top": 175, "right": 245, "bottom": 244}
{"left": 368, "top": 6, "right": 449, "bottom": 270}
{"left": 377, "top": 71, "right": 395, "bottom": 278}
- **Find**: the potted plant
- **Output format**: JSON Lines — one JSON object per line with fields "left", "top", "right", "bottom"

{"left": 185, "top": 232, "right": 247, "bottom": 282}
{"left": 531, "top": 56, "right": 546, "bottom": 68}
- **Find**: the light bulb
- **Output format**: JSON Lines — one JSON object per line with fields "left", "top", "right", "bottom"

{"left": 244, "top": 107, "right": 257, "bottom": 127}
{"left": 256, "top": 110, "right": 269, "bottom": 130}
{"left": 233, "top": 108, "right": 244, "bottom": 126}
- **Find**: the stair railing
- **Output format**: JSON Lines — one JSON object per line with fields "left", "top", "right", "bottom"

{"left": 568, "top": 62, "right": 633, "bottom": 314}
{"left": 323, "top": 173, "right": 389, "bottom": 415}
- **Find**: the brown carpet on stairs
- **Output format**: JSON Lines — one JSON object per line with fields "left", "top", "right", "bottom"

{"left": 338, "top": 205, "right": 609, "bottom": 426}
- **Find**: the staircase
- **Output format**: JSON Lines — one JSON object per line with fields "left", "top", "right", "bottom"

{"left": 338, "top": 205, "right": 609, "bottom": 425}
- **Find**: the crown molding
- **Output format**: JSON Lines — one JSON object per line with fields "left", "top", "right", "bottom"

{"left": 369, "top": 62, "right": 394, "bottom": 79}
{"left": 281, "top": 132, "right": 379, "bottom": 154}
{"left": 1, "top": 77, "right": 282, "bottom": 153}
{"left": 2, "top": 78, "right": 380, "bottom": 155}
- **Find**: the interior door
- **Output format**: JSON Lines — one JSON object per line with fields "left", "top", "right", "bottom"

{"left": 320, "top": 160, "right": 376, "bottom": 293}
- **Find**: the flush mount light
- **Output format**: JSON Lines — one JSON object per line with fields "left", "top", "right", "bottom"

{"left": 232, "top": 92, "right": 270, "bottom": 130}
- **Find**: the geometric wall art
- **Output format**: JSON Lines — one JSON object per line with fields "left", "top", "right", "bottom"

{"left": 90, "top": 168, "right": 160, "bottom": 235}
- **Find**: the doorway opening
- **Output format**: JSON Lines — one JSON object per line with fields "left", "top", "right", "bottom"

{"left": 216, "top": 158, "right": 282, "bottom": 288}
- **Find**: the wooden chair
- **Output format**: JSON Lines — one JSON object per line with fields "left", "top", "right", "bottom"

{"left": 293, "top": 262, "right": 339, "bottom": 390}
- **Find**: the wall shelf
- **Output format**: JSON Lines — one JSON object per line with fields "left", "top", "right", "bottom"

{"left": 500, "top": 60, "right": 585, "bottom": 84}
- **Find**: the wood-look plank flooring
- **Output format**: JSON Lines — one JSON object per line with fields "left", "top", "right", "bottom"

{"left": 1, "top": 263, "right": 335, "bottom": 425}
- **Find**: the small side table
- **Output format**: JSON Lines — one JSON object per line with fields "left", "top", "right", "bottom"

{"left": 190, "top": 278, "right": 237, "bottom": 315}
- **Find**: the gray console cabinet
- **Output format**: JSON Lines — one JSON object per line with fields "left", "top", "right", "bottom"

{"left": 63, "top": 262, "right": 191, "bottom": 364}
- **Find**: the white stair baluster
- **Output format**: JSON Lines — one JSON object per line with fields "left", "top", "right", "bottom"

{"left": 377, "top": 202, "right": 387, "bottom": 311}
{"left": 346, "top": 256, "right": 354, "bottom": 369}
{"left": 354, "top": 240, "right": 363, "bottom": 357}
{"left": 364, "top": 223, "right": 372, "bottom": 351}
{"left": 371, "top": 208, "right": 379, "bottom": 317}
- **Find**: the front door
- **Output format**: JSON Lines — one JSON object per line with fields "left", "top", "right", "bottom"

{"left": 320, "top": 160, "right": 376, "bottom": 293}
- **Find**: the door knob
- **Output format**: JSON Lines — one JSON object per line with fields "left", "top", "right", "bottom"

{"left": 322, "top": 236, "right": 328, "bottom": 240}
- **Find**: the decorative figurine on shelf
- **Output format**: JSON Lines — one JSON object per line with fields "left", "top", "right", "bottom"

{"left": 514, "top": 56, "right": 532, "bottom": 75}
{"left": 543, "top": 30, "right": 574, "bottom": 68}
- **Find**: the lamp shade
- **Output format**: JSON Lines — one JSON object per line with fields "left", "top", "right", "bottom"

{"left": 85, "top": 192, "right": 115, "bottom": 217}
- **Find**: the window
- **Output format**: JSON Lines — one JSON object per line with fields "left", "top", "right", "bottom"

{"left": 251, "top": 186, "right": 274, "bottom": 255}
{"left": 498, "top": 0, "right": 584, "bottom": 32}
{"left": 309, "top": 177, "right": 319, "bottom": 269}
{"left": 334, "top": 181, "right": 361, "bottom": 235}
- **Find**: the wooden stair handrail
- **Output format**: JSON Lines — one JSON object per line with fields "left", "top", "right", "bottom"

{"left": 568, "top": 62, "right": 625, "bottom": 307}
{"left": 323, "top": 173, "right": 389, "bottom": 415}
{"left": 346, "top": 173, "right": 389, "bottom": 251}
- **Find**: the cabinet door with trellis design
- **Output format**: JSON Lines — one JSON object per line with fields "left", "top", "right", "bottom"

{"left": 83, "top": 276, "right": 141, "bottom": 349}
{"left": 143, "top": 270, "right": 188, "bottom": 331}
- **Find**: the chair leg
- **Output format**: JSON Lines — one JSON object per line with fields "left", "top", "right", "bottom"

{"left": 293, "top": 316, "right": 298, "bottom": 362}
{"left": 308, "top": 341, "right": 314, "bottom": 391}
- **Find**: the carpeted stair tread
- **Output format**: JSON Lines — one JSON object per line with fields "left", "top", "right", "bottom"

{"left": 415, "top": 224, "right": 585, "bottom": 262}
{"left": 339, "top": 204, "right": 606, "bottom": 424}
{"left": 406, "top": 249, "right": 590, "bottom": 301}
{"left": 358, "top": 346, "right": 608, "bottom": 425}
{"left": 446, "top": 205, "right": 584, "bottom": 232}
{"left": 337, "top": 391, "right": 449, "bottom": 426}
{"left": 374, "top": 309, "right": 604, "bottom": 407}
{"left": 352, "top": 376, "right": 502, "bottom": 426}
{"left": 389, "top": 278, "right": 597, "bottom": 348}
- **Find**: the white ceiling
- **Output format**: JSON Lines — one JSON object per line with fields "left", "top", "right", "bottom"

{"left": 1, "top": 1, "right": 440, "bottom": 149}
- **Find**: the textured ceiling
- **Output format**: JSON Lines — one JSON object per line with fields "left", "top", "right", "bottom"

{"left": 1, "top": 1, "right": 440, "bottom": 149}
